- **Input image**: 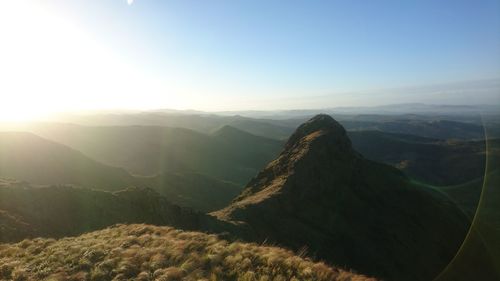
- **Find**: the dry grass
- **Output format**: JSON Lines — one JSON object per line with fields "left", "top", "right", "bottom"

{"left": 0, "top": 224, "right": 376, "bottom": 281}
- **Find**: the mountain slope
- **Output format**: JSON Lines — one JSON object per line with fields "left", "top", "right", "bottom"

{"left": 137, "top": 171, "right": 241, "bottom": 212}
{"left": 214, "top": 114, "right": 469, "bottom": 281}
{"left": 0, "top": 224, "right": 377, "bottom": 281}
{"left": 0, "top": 132, "right": 246, "bottom": 212}
{"left": 348, "top": 130, "right": 496, "bottom": 186}
{"left": 0, "top": 132, "right": 135, "bottom": 190}
{"left": 26, "top": 123, "right": 283, "bottom": 184}
{"left": 0, "top": 183, "right": 206, "bottom": 242}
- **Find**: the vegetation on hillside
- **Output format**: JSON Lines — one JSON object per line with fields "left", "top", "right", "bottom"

{"left": 0, "top": 224, "right": 376, "bottom": 281}
{"left": 0, "top": 131, "right": 245, "bottom": 212}
{"left": 137, "top": 171, "right": 241, "bottom": 212}
{"left": 24, "top": 123, "right": 282, "bottom": 184}
{"left": 348, "top": 131, "right": 499, "bottom": 186}
{"left": 0, "top": 132, "right": 134, "bottom": 190}
{"left": 0, "top": 184, "right": 205, "bottom": 243}
{"left": 216, "top": 115, "right": 470, "bottom": 281}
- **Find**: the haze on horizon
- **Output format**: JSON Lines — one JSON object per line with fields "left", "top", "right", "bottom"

{"left": 0, "top": 0, "right": 499, "bottom": 121}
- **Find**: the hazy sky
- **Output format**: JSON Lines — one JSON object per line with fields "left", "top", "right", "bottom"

{"left": 0, "top": 0, "right": 499, "bottom": 120}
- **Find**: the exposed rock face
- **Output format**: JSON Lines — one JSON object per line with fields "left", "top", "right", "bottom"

{"left": 214, "top": 114, "right": 469, "bottom": 281}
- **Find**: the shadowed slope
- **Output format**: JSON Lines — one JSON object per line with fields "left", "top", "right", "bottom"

{"left": 0, "top": 183, "right": 207, "bottom": 242}
{"left": 0, "top": 132, "right": 245, "bottom": 212}
{"left": 214, "top": 114, "right": 469, "bottom": 281}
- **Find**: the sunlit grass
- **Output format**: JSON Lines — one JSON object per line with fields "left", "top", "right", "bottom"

{"left": 0, "top": 224, "right": 376, "bottom": 281}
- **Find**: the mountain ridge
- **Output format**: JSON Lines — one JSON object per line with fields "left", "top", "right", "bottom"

{"left": 214, "top": 114, "right": 469, "bottom": 281}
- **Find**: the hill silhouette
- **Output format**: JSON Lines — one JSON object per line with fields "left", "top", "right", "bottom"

{"left": 26, "top": 123, "right": 283, "bottom": 184}
{"left": 214, "top": 114, "right": 469, "bottom": 281}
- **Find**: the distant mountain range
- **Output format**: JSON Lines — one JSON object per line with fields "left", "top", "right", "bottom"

{"left": 1, "top": 116, "right": 497, "bottom": 213}
{"left": 25, "top": 105, "right": 500, "bottom": 141}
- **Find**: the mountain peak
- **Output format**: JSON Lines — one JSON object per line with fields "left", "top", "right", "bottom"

{"left": 301, "top": 113, "right": 341, "bottom": 129}
{"left": 285, "top": 114, "right": 353, "bottom": 154}
{"left": 214, "top": 114, "right": 468, "bottom": 281}
{"left": 292, "top": 114, "right": 344, "bottom": 137}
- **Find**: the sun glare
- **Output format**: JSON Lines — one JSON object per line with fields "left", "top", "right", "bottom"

{"left": 0, "top": 1, "right": 186, "bottom": 121}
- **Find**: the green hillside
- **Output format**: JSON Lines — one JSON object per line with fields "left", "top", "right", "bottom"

{"left": 348, "top": 131, "right": 498, "bottom": 186}
{"left": 0, "top": 132, "right": 135, "bottom": 190}
{"left": 0, "top": 183, "right": 204, "bottom": 242}
{"left": 26, "top": 123, "right": 283, "bottom": 184}
{"left": 137, "top": 171, "right": 241, "bottom": 212}
{"left": 0, "top": 132, "right": 247, "bottom": 212}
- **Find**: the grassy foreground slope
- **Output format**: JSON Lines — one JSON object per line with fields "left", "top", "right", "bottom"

{"left": 0, "top": 224, "right": 376, "bottom": 281}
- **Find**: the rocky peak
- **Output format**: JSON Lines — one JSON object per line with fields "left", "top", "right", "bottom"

{"left": 285, "top": 114, "right": 352, "bottom": 153}
{"left": 214, "top": 114, "right": 468, "bottom": 281}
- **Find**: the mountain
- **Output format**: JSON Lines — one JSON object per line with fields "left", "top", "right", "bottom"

{"left": 28, "top": 108, "right": 500, "bottom": 141}
{"left": 25, "top": 123, "right": 283, "bottom": 184}
{"left": 214, "top": 114, "right": 469, "bottom": 281}
{"left": 0, "top": 132, "right": 135, "bottom": 190}
{"left": 137, "top": 171, "right": 241, "bottom": 212}
{"left": 0, "top": 224, "right": 377, "bottom": 281}
{"left": 0, "top": 132, "right": 250, "bottom": 212}
{"left": 347, "top": 131, "right": 497, "bottom": 186}
{"left": 345, "top": 119, "right": 487, "bottom": 140}
{"left": 211, "top": 125, "right": 285, "bottom": 168}
{"left": 44, "top": 112, "right": 297, "bottom": 139}
{"left": 225, "top": 119, "right": 294, "bottom": 140}
{"left": 0, "top": 182, "right": 208, "bottom": 243}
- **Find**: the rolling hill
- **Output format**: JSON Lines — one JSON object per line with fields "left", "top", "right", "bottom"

{"left": 0, "top": 182, "right": 208, "bottom": 243}
{"left": 0, "top": 132, "right": 247, "bottom": 212}
{"left": 39, "top": 110, "right": 499, "bottom": 140}
{"left": 24, "top": 123, "right": 283, "bottom": 184}
{"left": 348, "top": 131, "right": 497, "bottom": 186}
{"left": 137, "top": 171, "right": 241, "bottom": 212}
{"left": 0, "top": 132, "right": 135, "bottom": 190}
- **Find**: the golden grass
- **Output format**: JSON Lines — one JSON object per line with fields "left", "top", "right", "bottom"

{"left": 0, "top": 224, "right": 376, "bottom": 281}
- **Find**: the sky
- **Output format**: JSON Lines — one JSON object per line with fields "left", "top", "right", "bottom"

{"left": 0, "top": 0, "right": 499, "bottom": 120}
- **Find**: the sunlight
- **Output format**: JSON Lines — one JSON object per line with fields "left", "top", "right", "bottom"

{"left": 0, "top": 1, "right": 181, "bottom": 121}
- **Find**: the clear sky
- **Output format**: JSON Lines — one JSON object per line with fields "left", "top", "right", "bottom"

{"left": 0, "top": 0, "right": 499, "bottom": 120}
